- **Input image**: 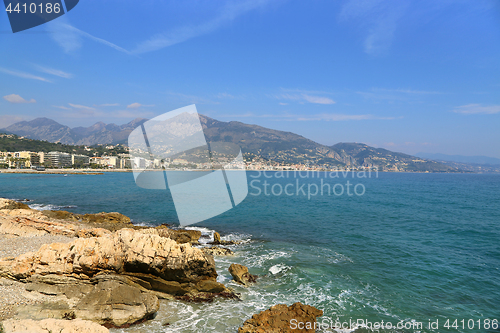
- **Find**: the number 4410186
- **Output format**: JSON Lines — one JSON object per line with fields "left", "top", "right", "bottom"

{"left": 6, "top": 2, "right": 61, "bottom": 14}
{"left": 444, "top": 319, "right": 498, "bottom": 330}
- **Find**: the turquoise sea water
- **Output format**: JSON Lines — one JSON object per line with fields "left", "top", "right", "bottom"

{"left": 1, "top": 171, "right": 499, "bottom": 333}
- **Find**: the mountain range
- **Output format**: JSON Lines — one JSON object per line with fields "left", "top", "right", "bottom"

{"left": 2, "top": 116, "right": 457, "bottom": 172}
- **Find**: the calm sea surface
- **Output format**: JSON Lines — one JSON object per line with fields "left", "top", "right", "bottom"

{"left": 1, "top": 171, "right": 499, "bottom": 333}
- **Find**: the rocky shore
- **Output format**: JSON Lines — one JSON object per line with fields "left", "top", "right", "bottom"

{"left": 0, "top": 198, "right": 323, "bottom": 332}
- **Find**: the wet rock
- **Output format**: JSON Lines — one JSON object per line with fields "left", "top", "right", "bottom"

{"left": 214, "top": 232, "right": 222, "bottom": 243}
{"left": 156, "top": 227, "right": 202, "bottom": 244}
{"left": 229, "top": 263, "right": 258, "bottom": 286}
{"left": 1, "top": 318, "right": 109, "bottom": 333}
{"left": 202, "top": 246, "right": 234, "bottom": 256}
{"left": 238, "top": 302, "right": 323, "bottom": 333}
{"left": 0, "top": 199, "right": 30, "bottom": 211}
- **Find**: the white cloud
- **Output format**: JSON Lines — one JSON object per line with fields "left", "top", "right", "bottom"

{"left": 296, "top": 113, "right": 396, "bottom": 121}
{"left": 453, "top": 104, "right": 500, "bottom": 115}
{"left": 0, "top": 67, "right": 51, "bottom": 82}
{"left": 0, "top": 115, "right": 25, "bottom": 128}
{"left": 99, "top": 103, "right": 119, "bottom": 107}
{"left": 53, "top": 105, "right": 72, "bottom": 110}
{"left": 68, "top": 103, "right": 96, "bottom": 111}
{"left": 339, "top": 0, "right": 410, "bottom": 55}
{"left": 132, "top": 0, "right": 272, "bottom": 54}
{"left": 33, "top": 65, "right": 73, "bottom": 79}
{"left": 47, "top": 18, "right": 132, "bottom": 55}
{"left": 3, "top": 94, "right": 36, "bottom": 104}
{"left": 127, "top": 103, "right": 155, "bottom": 109}
{"left": 277, "top": 93, "right": 336, "bottom": 105}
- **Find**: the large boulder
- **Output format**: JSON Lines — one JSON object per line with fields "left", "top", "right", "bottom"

{"left": 238, "top": 302, "right": 323, "bottom": 333}
{"left": 0, "top": 228, "right": 217, "bottom": 286}
{"left": 74, "top": 279, "right": 159, "bottom": 328}
{"left": 229, "top": 263, "right": 257, "bottom": 286}
{"left": 1, "top": 318, "right": 109, "bottom": 333}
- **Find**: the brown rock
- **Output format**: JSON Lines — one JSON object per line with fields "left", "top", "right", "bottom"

{"left": 213, "top": 232, "right": 222, "bottom": 244}
{"left": 0, "top": 199, "right": 30, "bottom": 211}
{"left": 203, "top": 246, "right": 234, "bottom": 256}
{"left": 0, "top": 228, "right": 217, "bottom": 284}
{"left": 1, "top": 318, "right": 109, "bottom": 333}
{"left": 238, "top": 302, "right": 323, "bottom": 333}
{"left": 74, "top": 279, "right": 159, "bottom": 328}
{"left": 229, "top": 263, "right": 258, "bottom": 286}
{"left": 76, "top": 228, "right": 112, "bottom": 238}
{"left": 156, "top": 227, "right": 202, "bottom": 244}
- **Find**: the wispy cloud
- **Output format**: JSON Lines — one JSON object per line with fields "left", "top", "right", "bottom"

{"left": 48, "top": 18, "right": 132, "bottom": 55}
{"left": 217, "top": 112, "right": 397, "bottom": 121}
{"left": 127, "top": 103, "right": 155, "bottom": 109}
{"left": 0, "top": 67, "right": 51, "bottom": 82}
{"left": 339, "top": 0, "right": 410, "bottom": 55}
{"left": 276, "top": 93, "right": 336, "bottom": 105}
{"left": 3, "top": 94, "right": 36, "bottom": 104}
{"left": 357, "top": 87, "right": 442, "bottom": 101}
{"left": 53, "top": 105, "right": 72, "bottom": 110}
{"left": 33, "top": 64, "right": 73, "bottom": 79}
{"left": 68, "top": 103, "right": 96, "bottom": 111}
{"left": 132, "top": 0, "right": 271, "bottom": 54}
{"left": 296, "top": 113, "right": 397, "bottom": 121}
{"left": 453, "top": 104, "right": 500, "bottom": 115}
{"left": 99, "top": 103, "right": 119, "bottom": 107}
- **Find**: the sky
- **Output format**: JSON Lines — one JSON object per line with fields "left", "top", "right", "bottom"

{"left": 0, "top": 0, "right": 499, "bottom": 157}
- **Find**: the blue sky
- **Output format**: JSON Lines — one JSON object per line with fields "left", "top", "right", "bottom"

{"left": 1, "top": 0, "right": 499, "bottom": 157}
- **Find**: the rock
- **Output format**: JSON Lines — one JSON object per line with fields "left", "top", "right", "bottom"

{"left": 203, "top": 246, "right": 234, "bottom": 256}
{"left": 74, "top": 279, "right": 159, "bottom": 328}
{"left": 229, "top": 264, "right": 258, "bottom": 286}
{"left": 25, "top": 274, "right": 94, "bottom": 299}
{"left": 156, "top": 227, "right": 202, "bottom": 244}
{"left": 0, "top": 228, "right": 217, "bottom": 285}
{"left": 210, "top": 232, "right": 241, "bottom": 246}
{"left": 238, "top": 302, "right": 323, "bottom": 333}
{"left": 0, "top": 199, "right": 30, "bottom": 211}
{"left": 213, "top": 232, "right": 222, "bottom": 244}
{"left": 0, "top": 215, "right": 80, "bottom": 237}
{"left": 41, "top": 210, "right": 133, "bottom": 232}
{"left": 1, "top": 318, "right": 109, "bottom": 333}
{"left": 81, "top": 212, "right": 131, "bottom": 224}
{"left": 76, "top": 228, "right": 111, "bottom": 238}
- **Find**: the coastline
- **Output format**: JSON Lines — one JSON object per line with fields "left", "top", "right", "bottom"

{"left": 0, "top": 198, "right": 322, "bottom": 333}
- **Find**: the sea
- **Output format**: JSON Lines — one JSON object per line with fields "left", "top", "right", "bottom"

{"left": 0, "top": 171, "right": 499, "bottom": 333}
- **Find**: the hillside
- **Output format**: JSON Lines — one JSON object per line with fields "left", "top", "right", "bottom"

{"left": 0, "top": 134, "right": 126, "bottom": 156}
{"left": 2, "top": 116, "right": 458, "bottom": 172}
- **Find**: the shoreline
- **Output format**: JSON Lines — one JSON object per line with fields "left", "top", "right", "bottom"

{"left": 0, "top": 198, "right": 318, "bottom": 332}
{"left": 0, "top": 168, "right": 484, "bottom": 175}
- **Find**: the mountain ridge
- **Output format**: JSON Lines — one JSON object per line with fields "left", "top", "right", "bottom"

{"left": 2, "top": 116, "right": 456, "bottom": 172}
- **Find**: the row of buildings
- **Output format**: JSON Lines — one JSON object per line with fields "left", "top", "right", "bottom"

{"left": 0, "top": 151, "right": 132, "bottom": 169}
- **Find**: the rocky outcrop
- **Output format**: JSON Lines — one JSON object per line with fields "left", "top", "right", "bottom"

{"left": 41, "top": 210, "right": 133, "bottom": 231}
{"left": 0, "top": 215, "right": 80, "bottom": 237}
{"left": 210, "top": 231, "right": 241, "bottom": 246}
{"left": 238, "top": 302, "right": 323, "bottom": 333}
{"left": 156, "top": 227, "right": 202, "bottom": 244}
{"left": 203, "top": 246, "right": 234, "bottom": 256}
{"left": 0, "top": 228, "right": 217, "bottom": 284}
{"left": 229, "top": 264, "right": 257, "bottom": 286}
{"left": 0, "top": 199, "right": 30, "bottom": 211}
{"left": 1, "top": 318, "right": 109, "bottom": 333}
